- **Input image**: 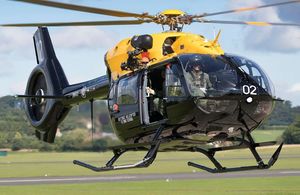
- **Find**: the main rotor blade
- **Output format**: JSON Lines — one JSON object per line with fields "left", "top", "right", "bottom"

{"left": 14, "top": 0, "right": 154, "bottom": 19}
{"left": 197, "top": 0, "right": 300, "bottom": 17}
{"left": 1, "top": 20, "right": 149, "bottom": 27}
{"left": 195, "top": 19, "right": 300, "bottom": 27}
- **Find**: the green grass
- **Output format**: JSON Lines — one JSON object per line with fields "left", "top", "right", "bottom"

{"left": 0, "top": 145, "right": 298, "bottom": 194}
{"left": 0, "top": 145, "right": 299, "bottom": 178}
{"left": 0, "top": 177, "right": 299, "bottom": 195}
{"left": 252, "top": 129, "right": 284, "bottom": 142}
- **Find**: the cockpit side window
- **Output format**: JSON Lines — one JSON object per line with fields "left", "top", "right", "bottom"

{"left": 108, "top": 82, "right": 116, "bottom": 111}
{"left": 251, "top": 66, "right": 265, "bottom": 88}
{"left": 230, "top": 55, "right": 273, "bottom": 95}
{"left": 117, "top": 75, "right": 138, "bottom": 105}
{"left": 166, "top": 63, "right": 186, "bottom": 97}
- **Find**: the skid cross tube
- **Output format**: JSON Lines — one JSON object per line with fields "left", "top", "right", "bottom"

{"left": 188, "top": 132, "right": 283, "bottom": 173}
{"left": 73, "top": 125, "right": 164, "bottom": 172}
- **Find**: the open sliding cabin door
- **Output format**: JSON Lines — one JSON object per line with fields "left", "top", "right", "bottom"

{"left": 140, "top": 70, "right": 150, "bottom": 125}
{"left": 141, "top": 68, "right": 168, "bottom": 125}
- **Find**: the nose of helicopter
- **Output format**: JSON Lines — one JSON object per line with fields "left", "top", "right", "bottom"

{"left": 175, "top": 53, "right": 275, "bottom": 130}
{"left": 186, "top": 94, "right": 274, "bottom": 141}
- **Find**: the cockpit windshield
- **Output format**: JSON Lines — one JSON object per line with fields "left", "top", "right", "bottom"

{"left": 178, "top": 54, "right": 274, "bottom": 98}
{"left": 227, "top": 54, "right": 275, "bottom": 96}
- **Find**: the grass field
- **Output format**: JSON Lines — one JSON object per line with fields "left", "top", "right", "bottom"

{"left": 252, "top": 129, "right": 284, "bottom": 142}
{"left": 0, "top": 130, "right": 298, "bottom": 195}
{"left": 0, "top": 145, "right": 299, "bottom": 178}
{"left": 0, "top": 177, "right": 300, "bottom": 195}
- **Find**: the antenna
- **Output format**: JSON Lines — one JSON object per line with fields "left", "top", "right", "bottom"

{"left": 213, "top": 26, "right": 216, "bottom": 40}
{"left": 212, "top": 30, "right": 221, "bottom": 47}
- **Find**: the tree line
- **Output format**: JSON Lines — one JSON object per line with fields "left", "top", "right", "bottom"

{"left": 0, "top": 96, "right": 121, "bottom": 151}
{"left": 0, "top": 96, "right": 299, "bottom": 151}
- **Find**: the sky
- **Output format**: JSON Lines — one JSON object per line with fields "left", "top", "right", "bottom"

{"left": 0, "top": 0, "right": 299, "bottom": 105}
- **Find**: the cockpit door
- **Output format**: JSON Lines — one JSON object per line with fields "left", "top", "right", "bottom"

{"left": 112, "top": 74, "right": 141, "bottom": 130}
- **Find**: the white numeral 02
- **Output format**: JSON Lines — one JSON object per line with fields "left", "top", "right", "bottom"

{"left": 242, "top": 85, "right": 257, "bottom": 95}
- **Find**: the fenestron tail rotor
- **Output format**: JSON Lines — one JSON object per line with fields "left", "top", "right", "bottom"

{"left": 2, "top": 0, "right": 300, "bottom": 31}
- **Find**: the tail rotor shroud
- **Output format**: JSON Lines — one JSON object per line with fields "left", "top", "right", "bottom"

{"left": 24, "top": 27, "right": 70, "bottom": 143}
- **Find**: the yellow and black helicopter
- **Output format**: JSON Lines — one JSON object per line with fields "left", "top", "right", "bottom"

{"left": 3, "top": 0, "right": 300, "bottom": 173}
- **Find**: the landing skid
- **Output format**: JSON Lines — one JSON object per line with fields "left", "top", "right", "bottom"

{"left": 188, "top": 132, "right": 283, "bottom": 173}
{"left": 73, "top": 125, "right": 164, "bottom": 172}
{"left": 73, "top": 126, "right": 283, "bottom": 173}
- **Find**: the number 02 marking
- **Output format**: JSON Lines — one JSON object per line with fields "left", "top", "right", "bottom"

{"left": 242, "top": 85, "right": 257, "bottom": 95}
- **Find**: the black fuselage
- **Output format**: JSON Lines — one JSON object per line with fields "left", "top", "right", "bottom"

{"left": 108, "top": 54, "right": 274, "bottom": 150}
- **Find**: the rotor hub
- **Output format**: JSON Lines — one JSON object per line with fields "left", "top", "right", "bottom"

{"left": 35, "top": 88, "right": 46, "bottom": 105}
{"left": 155, "top": 10, "right": 192, "bottom": 31}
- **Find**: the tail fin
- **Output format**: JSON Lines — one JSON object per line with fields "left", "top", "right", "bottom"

{"left": 33, "top": 27, "right": 69, "bottom": 90}
{"left": 24, "top": 27, "right": 109, "bottom": 143}
{"left": 24, "top": 27, "right": 70, "bottom": 143}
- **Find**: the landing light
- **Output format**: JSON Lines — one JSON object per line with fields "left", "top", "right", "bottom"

{"left": 246, "top": 97, "right": 253, "bottom": 103}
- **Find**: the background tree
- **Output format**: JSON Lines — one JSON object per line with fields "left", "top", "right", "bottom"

{"left": 282, "top": 116, "right": 300, "bottom": 144}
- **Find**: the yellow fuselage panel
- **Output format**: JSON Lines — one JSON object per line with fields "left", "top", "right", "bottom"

{"left": 106, "top": 32, "right": 224, "bottom": 80}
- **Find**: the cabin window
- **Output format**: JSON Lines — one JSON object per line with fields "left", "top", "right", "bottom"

{"left": 117, "top": 75, "right": 138, "bottom": 105}
{"left": 166, "top": 63, "right": 186, "bottom": 97}
{"left": 162, "top": 37, "right": 176, "bottom": 55}
{"left": 108, "top": 83, "right": 116, "bottom": 110}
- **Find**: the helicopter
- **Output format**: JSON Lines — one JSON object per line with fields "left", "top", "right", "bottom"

{"left": 2, "top": 0, "right": 300, "bottom": 173}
